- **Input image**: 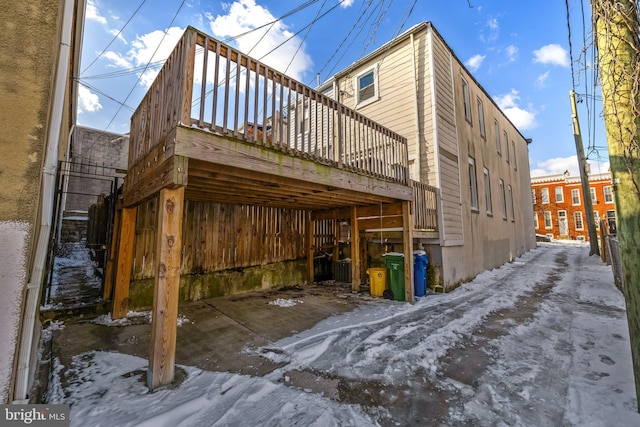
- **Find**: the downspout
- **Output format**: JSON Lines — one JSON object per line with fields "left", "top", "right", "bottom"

{"left": 410, "top": 33, "right": 421, "bottom": 181}
{"left": 12, "top": 0, "right": 75, "bottom": 402}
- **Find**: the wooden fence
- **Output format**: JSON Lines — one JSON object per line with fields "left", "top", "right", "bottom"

{"left": 412, "top": 181, "right": 438, "bottom": 231}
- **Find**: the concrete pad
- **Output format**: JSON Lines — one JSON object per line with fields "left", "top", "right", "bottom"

{"left": 46, "top": 281, "right": 364, "bottom": 392}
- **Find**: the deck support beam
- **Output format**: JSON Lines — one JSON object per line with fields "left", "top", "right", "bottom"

{"left": 351, "top": 206, "right": 361, "bottom": 292}
{"left": 148, "top": 187, "right": 185, "bottom": 390}
{"left": 307, "top": 211, "right": 314, "bottom": 284}
{"left": 112, "top": 206, "right": 137, "bottom": 319}
{"left": 403, "top": 200, "right": 414, "bottom": 303}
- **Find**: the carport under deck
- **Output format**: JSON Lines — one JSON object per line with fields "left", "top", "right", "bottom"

{"left": 108, "top": 27, "right": 425, "bottom": 390}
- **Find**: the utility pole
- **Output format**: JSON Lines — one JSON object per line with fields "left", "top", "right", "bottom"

{"left": 592, "top": 0, "right": 640, "bottom": 408}
{"left": 569, "top": 90, "right": 600, "bottom": 256}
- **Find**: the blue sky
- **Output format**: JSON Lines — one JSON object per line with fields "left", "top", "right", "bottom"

{"left": 78, "top": 0, "right": 609, "bottom": 177}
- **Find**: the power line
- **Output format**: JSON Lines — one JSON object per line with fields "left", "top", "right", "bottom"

{"left": 81, "top": 0, "right": 147, "bottom": 75}
{"left": 103, "top": 0, "right": 187, "bottom": 132}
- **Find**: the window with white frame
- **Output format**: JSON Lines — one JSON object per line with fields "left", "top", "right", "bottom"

{"left": 469, "top": 158, "right": 479, "bottom": 211}
{"left": 512, "top": 140, "right": 517, "bottom": 169}
{"left": 477, "top": 98, "right": 485, "bottom": 138}
{"left": 594, "top": 211, "right": 600, "bottom": 230}
{"left": 555, "top": 186, "right": 564, "bottom": 203}
{"left": 544, "top": 211, "right": 552, "bottom": 228}
{"left": 499, "top": 179, "right": 507, "bottom": 219}
{"left": 541, "top": 188, "right": 549, "bottom": 204}
{"left": 571, "top": 188, "right": 580, "bottom": 205}
{"left": 590, "top": 187, "right": 597, "bottom": 203}
{"left": 495, "top": 120, "right": 501, "bottom": 154}
{"left": 533, "top": 212, "right": 539, "bottom": 229}
{"left": 574, "top": 211, "right": 584, "bottom": 230}
{"left": 508, "top": 184, "right": 515, "bottom": 221}
{"left": 531, "top": 188, "right": 536, "bottom": 204}
{"left": 484, "top": 167, "right": 492, "bottom": 214}
{"left": 603, "top": 186, "right": 613, "bottom": 203}
{"left": 504, "top": 131, "right": 510, "bottom": 163}
{"left": 462, "top": 78, "right": 472, "bottom": 123}
{"left": 356, "top": 67, "right": 377, "bottom": 107}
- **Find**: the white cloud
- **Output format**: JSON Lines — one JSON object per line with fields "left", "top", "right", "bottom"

{"left": 127, "top": 27, "right": 185, "bottom": 87}
{"left": 86, "top": 0, "right": 107, "bottom": 25}
{"left": 341, "top": 0, "right": 356, "bottom": 7}
{"left": 505, "top": 44, "right": 518, "bottom": 62}
{"left": 533, "top": 44, "right": 569, "bottom": 67}
{"left": 536, "top": 71, "right": 550, "bottom": 88}
{"left": 494, "top": 89, "right": 537, "bottom": 130}
{"left": 530, "top": 156, "right": 580, "bottom": 177}
{"left": 208, "top": 0, "right": 313, "bottom": 81}
{"left": 465, "top": 54, "right": 486, "bottom": 72}
{"left": 78, "top": 85, "right": 102, "bottom": 113}
{"left": 480, "top": 17, "right": 499, "bottom": 43}
{"left": 103, "top": 51, "right": 132, "bottom": 68}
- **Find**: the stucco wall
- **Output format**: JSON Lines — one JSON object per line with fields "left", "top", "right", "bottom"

{"left": 0, "top": 1, "right": 64, "bottom": 402}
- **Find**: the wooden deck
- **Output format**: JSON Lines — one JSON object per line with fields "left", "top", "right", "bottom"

{"left": 111, "top": 27, "right": 436, "bottom": 390}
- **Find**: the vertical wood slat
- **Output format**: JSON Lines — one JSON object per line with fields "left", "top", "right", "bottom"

{"left": 198, "top": 37, "right": 209, "bottom": 127}
{"left": 243, "top": 57, "right": 251, "bottom": 141}
{"left": 233, "top": 52, "right": 242, "bottom": 138}
{"left": 149, "top": 187, "right": 185, "bottom": 390}
{"left": 262, "top": 65, "right": 269, "bottom": 145}
{"left": 113, "top": 206, "right": 137, "bottom": 319}
{"left": 103, "top": 201, "right": 122, "bottom": 301}
{"left": 211, "top": 41, "right": 221, "bottom": 128}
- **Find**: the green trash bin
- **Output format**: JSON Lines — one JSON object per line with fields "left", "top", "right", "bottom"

{"left": 383, "top": 252, "right": 405, "bottom": 301}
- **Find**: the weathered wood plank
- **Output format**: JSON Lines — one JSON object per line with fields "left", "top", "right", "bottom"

{"left": 149, "top": 187, "right": 185, "bottom": 390}
{"left": 351, "top": 206, "right": 361, "bottom": 292}
{"left": 358, "top": 216, "right": 403, "bottom": 230}
{"left": 103, "top": 200, "right": 122, "bottom": 301}
{"left": 174, "top": 125, "right": 412, "bottom": 202}
{"left": 113, "top": 207, "right": 137, "bottom": 319}
{"left": 403, "top": 200, "right": 414, "bottom": 303}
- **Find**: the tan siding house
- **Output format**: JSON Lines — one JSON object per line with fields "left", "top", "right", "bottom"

{"left": 0, "top": 0, "right": 85, "bottom": 402}
{"left": 321, "top": 22, "right": 536, "bottom": 289}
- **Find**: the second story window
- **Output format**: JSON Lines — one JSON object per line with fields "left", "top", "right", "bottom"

{"left": 356, "top": 67, "right": 377, "bottom": 108}
{"left": 495, "top": 120, "right": 501, "bottom": 154}
{"left": 504, "top": 131, "right": 510, "bottom": 163}
{"left": 512, "top": 140, "right": 517, "bottom": 170}
{"left": 477, "top": 98, "right": 486, "bottom": 138}
{"left": 590, "top": 187, "right": 597, "bottom": 202}
{"left": 541, "top": 187, "right": 549, "bottom": 204}
{"left": 555, "top": 186, "right": 564, "bottom": 203}
{"left": 531, "top": 188, "right": 536, "bottom": 204}
{"left": 571, "top": 188, "right": 581, "bottom": 205}
{"left": 462, "top": 78, "right": 472, "bottom": 123}
{"left": 604, "top": 185, "right": 613, "bottom": 203}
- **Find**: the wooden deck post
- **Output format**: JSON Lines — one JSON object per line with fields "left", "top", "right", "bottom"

{"left": 148, "top": 187, "right": 185, "bottom": 390}
{"left": 307, "top": 211, "right": 314, "bottom": 284}
{"left": 112, "top": 206, "right": 137, "bottom": 319}
{"left": 351, "top": 206, "right": 361, "bottom": 292}
{"left": 403, "top": 200, "right": 415, "bottom": 303}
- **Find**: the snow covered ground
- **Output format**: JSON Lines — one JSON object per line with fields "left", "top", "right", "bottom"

{"left": 45, "top": 242, "right": 640, "bottom": 426}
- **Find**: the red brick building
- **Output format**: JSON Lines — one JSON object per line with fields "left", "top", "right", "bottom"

{"left": 531, "top": 171, "right": 615, "bottom": 241}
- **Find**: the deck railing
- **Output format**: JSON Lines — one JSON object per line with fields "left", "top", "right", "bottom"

{"left": 129, "top": 27, "right": 409, "bottom": 185}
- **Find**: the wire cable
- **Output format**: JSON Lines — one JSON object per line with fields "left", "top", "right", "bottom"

{"left": 81, "top": 0, "right": 147, "bottom": 75}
